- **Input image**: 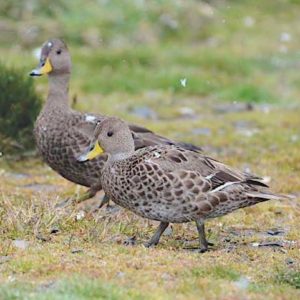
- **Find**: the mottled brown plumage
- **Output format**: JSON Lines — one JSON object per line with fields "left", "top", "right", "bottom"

{"left": 79, "top": 117, "right": 284, "bottom": 251}
{"left": 30, "top": 38, "right": 201, "bottom": 206}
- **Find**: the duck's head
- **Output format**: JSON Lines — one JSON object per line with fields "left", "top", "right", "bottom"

{"left": 78, "top": 117, "right": 135, "bottom": 162}
{"left": 30, "top": 38, "right": 71, "bottom": 77}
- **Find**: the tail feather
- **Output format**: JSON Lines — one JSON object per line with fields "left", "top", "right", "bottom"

{"left": 245, "top": 192, "right": 291, "bottom": 201}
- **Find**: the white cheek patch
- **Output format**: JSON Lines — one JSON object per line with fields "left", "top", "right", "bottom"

{"left": 85, "top": 115, "right": 97, "bottom": 122}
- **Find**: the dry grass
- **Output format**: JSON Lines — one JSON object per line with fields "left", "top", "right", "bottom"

{"left": 1, "top": 0, "right": 300, "bottom": 298}
{"left": 1, "top": 101, "right": 299, "bottom": 299}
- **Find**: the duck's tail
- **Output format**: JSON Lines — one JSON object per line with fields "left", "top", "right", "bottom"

{"left": 245, "top": 191, "right": 293, "bottom": 201}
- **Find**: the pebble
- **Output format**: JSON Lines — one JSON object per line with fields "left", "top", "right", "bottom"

{"left": 123, "top": 236, "right": 136, "bottom": 246}
{"left": 191, "top": 128, "right": 211, "bottom": 136}
{"left": 234, "top": 276, "right": 250, "bottom": 290}
{"left": 75, "top": 210, "right": 85, "bottom": 221}
{"left": 130, "top": 106, "right": 157, "bottom": 120}
{"left": 12, "top": 240, "right": 29, "bottom": 250}
{"left": 71, "top": 249, "right": 83, "bottom": 254}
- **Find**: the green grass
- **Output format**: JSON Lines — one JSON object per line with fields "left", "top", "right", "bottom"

{"left": 0, "top": 277, "right": 140, "bottom": 300}
{"left": 277, "top": 270, "right": 300, "bottom": 289}
{"left": 0, "top": 0, "right": 300, "bottom": 299}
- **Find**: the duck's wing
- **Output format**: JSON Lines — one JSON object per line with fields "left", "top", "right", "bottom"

{"left": 72, "top": 112, "right": 202, "bottom": 153}
{"left": 131, "top": 131, "right": 202, "bottom": 152}
{"left": 143, "top": 145, "right": 267, "bottom": 190}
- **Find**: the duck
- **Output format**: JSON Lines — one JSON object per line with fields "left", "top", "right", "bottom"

{"left": 78, "top": 117, "right": 284, "bottom": 252}
{"left": 29, "top": 38, "right": 201, "bottom": 207}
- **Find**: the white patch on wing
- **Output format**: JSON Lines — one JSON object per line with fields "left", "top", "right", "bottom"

{"left": 85, "top": 115, "right": 97, "bottom": 122}
{"left": 153, "top": 151, "right": 161, "bottom": 158}
{"left": 205, "top": 173, "right": 215, "bottom": 180}
{"left": 209, "top": 181, "right": 238, "bottom": 193}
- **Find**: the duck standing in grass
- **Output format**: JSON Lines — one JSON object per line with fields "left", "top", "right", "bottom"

{"left": 29, "top": 38, "right": 201, "bottom": 207}
{"left": 78, "top": 117, "right": 284, "bottom": 252}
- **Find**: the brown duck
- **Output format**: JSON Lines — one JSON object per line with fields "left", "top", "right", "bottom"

{"left": 79, "top": 117, "right": 284, "bottom": 252}
{"left": 29, "top": 39, "right": 201, "bottom": 207}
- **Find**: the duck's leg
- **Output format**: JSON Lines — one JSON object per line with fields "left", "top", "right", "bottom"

{"left": 98, "top": 193, "right": 110, "bottom": 209}
{"left": 144, "top": 222, "right": 169, "bottom": 247}
{"left": 195, "top": 219, "right": 210, "bottom": 253}
{"left": 55, "top": 186, "right": 99, "bottom": 208}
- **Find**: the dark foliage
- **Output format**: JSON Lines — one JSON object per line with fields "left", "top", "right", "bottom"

{"left": 0, "top": 63, "right": 41, "bottom": 153}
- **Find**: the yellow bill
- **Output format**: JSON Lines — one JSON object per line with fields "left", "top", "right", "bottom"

{"left": 29, "top": 57, "right": 53, "bottom": 76}
{"left": 77, "top": 141, "right": 104, "bottom": 162}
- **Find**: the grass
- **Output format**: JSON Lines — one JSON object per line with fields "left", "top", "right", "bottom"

{"left": 0, "top": 0, "right": 300, "bottom": 299}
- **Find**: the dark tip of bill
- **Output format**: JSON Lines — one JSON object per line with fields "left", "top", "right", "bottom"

{"left": 29, "top": 71, "right": 41, "bottom": 77}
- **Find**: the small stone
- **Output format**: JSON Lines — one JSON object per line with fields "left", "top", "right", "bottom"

{"left": 75, "top": 210, "right": 85, "bottom": 221}
{"left": 243, "top": 16, "right": 255, "bottom": 27}
{"left": 71, "top": 249, "right": 83, "bottom": 254}
{"left": 105, "top": 205, "right": 121, "bottom": 214}
{"left": 37, "top": 281, "right": 57, "bottom": 292}
{"left": 214, "top": 103, "right": 253, "bottom": 114}
{"left": 280, "top": 32, "right": 291, "bottom": 43}
{"left": 285, "top": 258, "right": 294, "bottom": 265}
{"left": 0, "top": 256, "right": 11, "bottom": 264}
{"left": 290, "top": 135, "right": 299, "bottom": 142}
{"left": 161, "top": 272, "right": 172, "bottom": 281}
{"left": 8, "top": 275, "right": 15, "bottom": 282}
{"left": 36, "top": 233, "right": 50, "bottom": 242}
{"left": 123, "top": 236, "right": 136, "bottom": 246}
{"left": 130, "top": 106, "right": 157, "bottom": 120}
{"left": 251, "top": 242, "right": 260, "bottom": 247}
{"left": 159, "top": 14, "right": 178, "bottom": 30}
{"left": 163, "top": 226, "right": 173, "bottom": 237}
{"left": 178, "top": 107, "right": 196, "bottom": 118}
{"left": 235, "top": 276, "right": 250, "bottom": 290}
{"left": 116, "top": 271, "right": 125, "bottom": 278}
{"left": 50, "top": 227, "right": 59, "bottom": 234}
{"left": 12, "top": 240, "right": 29, "bottom": 250}
{"left": 191, "top": 128, "right": 211, "bottom": 136}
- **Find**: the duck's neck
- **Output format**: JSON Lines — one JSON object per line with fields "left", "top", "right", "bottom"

{"left": 107, "top": 150, "right": 134, "bottom": 164}
{"left": 44, "top": 73, "right": 70, "bottom": 112}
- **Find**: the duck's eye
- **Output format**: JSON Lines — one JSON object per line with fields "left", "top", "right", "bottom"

{"left": 56, "top": 49, "right": 62, "bottom": 55}
{"left": 107, "top": 131, "right": 113, "bottom": 137}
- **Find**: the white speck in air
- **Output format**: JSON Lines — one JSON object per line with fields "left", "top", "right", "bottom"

{"left": 180, "top": 78, "right": 187, "bottom": 87}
